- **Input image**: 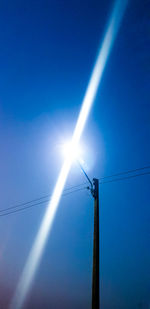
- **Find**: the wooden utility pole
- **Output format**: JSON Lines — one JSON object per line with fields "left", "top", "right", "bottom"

{"left": 92, "top": 178, "right": 99, "bottom": 309}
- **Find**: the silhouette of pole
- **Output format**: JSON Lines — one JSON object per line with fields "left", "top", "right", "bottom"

{"left": 92, "top": 178, "right": 99, "bottom": 309}
{"left": 77, "top": 162, "right": 100, "bottom": 309}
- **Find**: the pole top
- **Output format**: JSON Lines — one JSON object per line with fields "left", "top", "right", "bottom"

{"left": 87, "top": 178, "right": 99, "bottom": 198}
{"left": 92, "top": 178, "right": 99, "bottom": 198}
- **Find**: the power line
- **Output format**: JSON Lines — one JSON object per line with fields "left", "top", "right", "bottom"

{"left": 0, "top": 187, "right": 87, "bottom": 217}
{"left": 0, "top": 182, "right": 88, "bottom": 214}
{"left": 99, "top": 165, "right": 150, "bottom": 180}
{"left": 1, "top": 165, "right": 150, "bottom": 218}
{"left": 100, "top": 171, "right": 150, "bottom": 184}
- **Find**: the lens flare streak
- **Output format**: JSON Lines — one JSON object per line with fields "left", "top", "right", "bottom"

{"left": 10, "top": 1, "right": 128, "bottom": 308}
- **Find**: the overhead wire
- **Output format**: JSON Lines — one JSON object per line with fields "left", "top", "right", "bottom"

{"left": 0, "top": 182, "right": 88, "bottom": 214}
{"left": 99, "top": 165, "right": 150, "bottom": 180}
{"left": 0, "top": 186, "right": 87, "bottom": 217}
{"left": 0, "top": 165, "right": 150, "bottom": 218}
{"left": 100, "top": 170, "right": 150, "bottom": 184}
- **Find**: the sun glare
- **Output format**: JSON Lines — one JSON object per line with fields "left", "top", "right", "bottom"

{"left": 62, "top": 141, "right": 82, "bottom": 161}
{"left": 10, "top": 1, "right": 128, "bottom": 308}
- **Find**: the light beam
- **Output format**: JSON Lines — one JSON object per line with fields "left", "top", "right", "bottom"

{"left": 10, "top": 1, "right": 128, "bottom": 308}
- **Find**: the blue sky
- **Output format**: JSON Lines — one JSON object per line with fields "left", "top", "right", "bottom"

{"left": 0, "top": 0, "right": 150, "bottom": 308}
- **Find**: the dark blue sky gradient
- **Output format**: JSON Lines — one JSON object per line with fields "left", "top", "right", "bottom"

{"left": 0, "top": 0, "right": 150, "bottom": 308}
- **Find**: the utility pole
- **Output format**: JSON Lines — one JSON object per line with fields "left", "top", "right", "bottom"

{"left": 77, "top": 162, "right": 100, "bottom": 309}
{"left": 92, "top": 178, "right": 99, "bottom": 309}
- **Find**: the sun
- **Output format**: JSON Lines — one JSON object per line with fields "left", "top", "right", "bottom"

{"left": 62, "top": 140, "right": 82, "bottom": 161}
